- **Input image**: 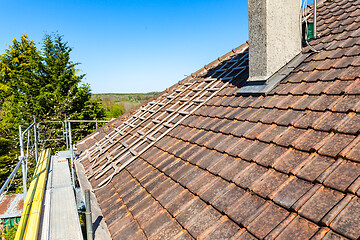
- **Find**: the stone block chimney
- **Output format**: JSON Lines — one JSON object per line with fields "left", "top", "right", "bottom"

{"left": 248, "top": 0, "right": 302, "bottom": 82}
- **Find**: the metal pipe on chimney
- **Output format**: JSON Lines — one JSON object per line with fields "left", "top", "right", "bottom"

{"left": 314, "top": 0, "right": 317, "bottom": 38}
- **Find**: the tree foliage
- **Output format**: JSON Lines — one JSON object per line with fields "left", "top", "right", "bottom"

{"left": 0, "top": 33, "right": 105, "bottom": 185}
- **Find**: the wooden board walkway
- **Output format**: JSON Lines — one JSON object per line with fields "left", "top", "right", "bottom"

{"left": 38, "top": 150, "right": 83, "bottom": 240}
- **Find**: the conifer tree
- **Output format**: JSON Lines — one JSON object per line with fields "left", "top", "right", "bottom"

{"left": 0, "top": 33, "right": 105, "bottom": 185}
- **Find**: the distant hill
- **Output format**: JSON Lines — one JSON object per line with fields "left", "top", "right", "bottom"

{"left": 92, "top": 92, "right": 160, "bottom": 119}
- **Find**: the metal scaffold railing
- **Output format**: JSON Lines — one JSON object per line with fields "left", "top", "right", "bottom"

{"left": 0, "top": 118, "right": 77, "bottom": 200}
{"left": 0, "top": 117, "right": 105, "bottom": 239}
{"left": 0, "top": 117, "right": 38, "bottom": 201}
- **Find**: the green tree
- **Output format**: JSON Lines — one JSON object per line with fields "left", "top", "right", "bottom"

{"left": 0, "top": 33, "right": 105, "bottom": 186}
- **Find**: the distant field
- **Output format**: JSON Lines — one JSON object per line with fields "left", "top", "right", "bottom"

{"left": 93, "top": 92, "right": 160, "bottom": 119}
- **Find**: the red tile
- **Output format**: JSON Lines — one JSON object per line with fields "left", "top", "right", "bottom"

{"left": 322, "top": 230, "right": 348, "bottom": 240}
{"left": 238, "top": 141, "right": 269, "bottom": 161}
{"left": 162, "top": 159, "right": 185, "bottom": 178}
{"left": 273, "top": 178, "right": 314, "bottom": 209}
{"left": 199, "top": 178, "right": 230, "bottom": 204}
{"left": 292, "top": 95, "right": 319, "bottom": 110}
{"left": 336, "top": 113, "right": 360, "bottom": 134}
{"left": 195, "top": 131, "right": 218, "bottom": 146}
{"left": 178, "top": 165, "right": 206, "bottom": 187}
{"left": 227, "top": 138, "right": 253, "bottom": 157}
{"left": 262, "top": 95, "right": 282, "bottom": 108}
{"left": 187, "top": 206, "right": 222, "bottom": 239}
{"left": 247, "top": 108, "right": 273, "bottom": 122}
{"left": 252, "top": 170, "right": 289, "bottom": 199}
{"left": 212, "top": 184, "right": 247, "bottom": 213}
{"left": 235, "top": 109, "right": 258, "bottom": 121}
{"left": 226, "top": 108, "right": 246, "bottom": 120}
{"left": 207, "top": 155, "right": 237, "bottom": 176}
{"left": 296, "top": 154, "right": 336, "bottom": 182}
{"left": 293, "top": 130, "right": 329, "bottom": 151}
{"left": 243, "top": 123, "right": 271, "bottom": 140}
{"left": 205, "top": 133, "right": 230, "bottom": 150}
{"left": 142, "top": 211, "right": 174, "bottom": 238}
{"left": 221, "top": 120, "right": 244, "bottom": 135}
{"left": 330, "top": 95, "right": 360, "bottom": 112}
{"left": 197, "top": 150, "right": 225, "bottom": 170}
{"left": 254, "top": 144, "right": 287, "bottom": 167}
{"left": 323, "top": 161, "right": 360, "bottom": 192}
{"left": 273, "top": 127, "right": 307, "bottom": 147}
{"left": 273, "top": 149, "right": 310, "bottom": 174}
{"left": 274, "top": 83, "right": 298, "bottom": 95}
{"left": 175, "top": 198, "right": 207, "bottom": 227}
{"left": 324, "top": 80, "right": 355, "bottom": 94}
{"left": 180, "top": 145, "right": 203, "bottom": 162}
{"left": 275, "top": 110, "right": 306, "bottom": 126}
{"left": 202, "top": 217, "right": 240, "bottom": 240}
{"left": 299, "top": 186, "right": 344, "bottom": 223}
{"left": 188, "top": 172, "right": 218, "bottom": 195}
{"left": 227, "top": 193, "right": 268, "bottom": 227}
{"left": 235, "top": 230, "right": 258, "bottom": 240}
{"left": 344, "top": 140, "right": 360, "bottom": 164}
{"left": 247, "top": 203, "right": 289, "bottom": 239}
{"left": 318, "top": 133, "right": 355, "bottom": 157}
{"left": 293, "top": 111, "right": 324, "bottom": 129}
{"left": 308, "top": 95, "right": 340, "bottom": 111}
{"left": 261, "top": 109, "right": 287, "bottom": 124}
{"left": 112, "top": 221, "right": 141, "bottom": 240}
{"left": 330, "top": 197, "right": 360, "bottom": 239}
{"left": 234, "top": 163, "right": 269, "bottom": 189}
{"left": 150, "top": 220, "right": 183, "bottom": 240}
{"left": 187, "top": 148, "right": 211, "bottom": 165}
{"left": 347, "top": 79, "right": 360, "bottom": 95}
{"left": 276, "top": 95, "right": 303, "bottom": 109}
{"left": 209, "top": 119, "right": 232, "bottom": 133}
{"left": 340, "top": 66, "right": 360, "bottom": 80}
{"left": 157, "top": 184, "right": 185, "bottom": 208}
{"left": 275, "top": 216, "right": 319, "bottom": 240}
{"left": 306, "top": 81, "right": 330, "bottom": 94}
{"left": 313, "top": 112, "right": 348, "bottom": 132}
{"left": 131, "top": 196, "right": 157, "bottom": 217}
{"left": 230, "top": 122, "right": 256, "bottom": 138}
{"left": 219, "top": 158, "right": 251, "bottom": 182}
{"left": 257, "top": 125, "right": 287, "bottom": 143}
{"left": 290, "top": 82, "right": 313, "bottom": 95}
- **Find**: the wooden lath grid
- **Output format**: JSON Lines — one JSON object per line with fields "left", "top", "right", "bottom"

{"left": 88, "top": 48, "right": 249, "bottom": 187}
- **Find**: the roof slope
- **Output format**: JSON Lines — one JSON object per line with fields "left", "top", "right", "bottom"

{"left": 77, "top": 1, "right": 360, "bottom": 239}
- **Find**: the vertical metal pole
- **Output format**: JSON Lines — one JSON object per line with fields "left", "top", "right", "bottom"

{"left": 19, "top": 126, "right": 27, "bottom": 198}
{"left": 85, "top": 189, "right": 93, "bottom": 240}
{"left": 68, "top": 122, "right": 75, "bottom": 187}
{"left": 95, "top": 119, "right": 98, "bottom": 130}
{"left": 34, "top": 118, "right": 38, "bottom": 162}
{"left": 314, "top": 0, "right": 317, "bottom": 38}
{"left": 65, "top": 120, "right": 69, "bottom": 150}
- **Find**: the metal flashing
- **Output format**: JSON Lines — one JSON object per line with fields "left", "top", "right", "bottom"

{"left": 237, "top": 53, "right": 310, "bottom": 95}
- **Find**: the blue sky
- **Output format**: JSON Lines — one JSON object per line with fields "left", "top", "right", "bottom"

{"left": 0, "top": 0, "right": 312, "bottom": 93}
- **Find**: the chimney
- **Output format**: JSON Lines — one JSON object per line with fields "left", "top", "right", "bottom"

{"left": 248, "top": 0, "right": 302, "bottom": 82}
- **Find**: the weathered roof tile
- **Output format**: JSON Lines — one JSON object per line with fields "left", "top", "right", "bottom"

{"left": 275, "top": 216, "right": 319, "bottom": 240}
{"left": 330, "top": 197, "right": 360, "bottom": 239}
{"left": 247, "top": 203, "right": 289, "bottom": 239}
{"left": 299, "top": 186, "right": 344, "bottom": 223}
{"left": 296, "top": 154, "right": 336, "bottom": 182}
{"left": 76, "top": 1, "right": 360, "bottom": 238}
{"left": 323, "top": 161, "right": 360, "bottom": 191}
{"left": 227, "top": 193, "right": 268, "bottom": 227}
{"left": 272, "top": 178, "right": 314, "bottom": 209}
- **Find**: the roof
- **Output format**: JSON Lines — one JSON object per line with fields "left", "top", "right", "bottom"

{"left": 0, "top": 194, "right": 24, "bottom": 219}
{"left": 76, "top": 1, "right": 360, "bottom": 239}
